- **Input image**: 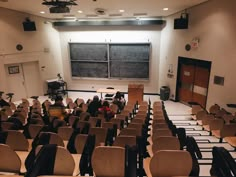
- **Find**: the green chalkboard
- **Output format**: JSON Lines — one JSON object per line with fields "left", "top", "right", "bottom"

{"left": 69, "top": 43, "right": 150, "bottom": 79}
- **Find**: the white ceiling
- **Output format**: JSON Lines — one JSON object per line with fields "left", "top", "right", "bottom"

{"left": 0, "top": 0, "right": 208, "bottom": 20}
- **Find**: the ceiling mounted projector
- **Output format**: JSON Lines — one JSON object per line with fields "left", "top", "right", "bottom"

{"left": 49, "top": 6, "right": 69, "bottom": 13}
{"left": 42, "top": 0, "right": 78, "bottom": 13}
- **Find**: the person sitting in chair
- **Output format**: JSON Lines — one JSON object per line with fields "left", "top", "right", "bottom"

{"left": 48, "top": 96, "right": 66, "bottom": 120}
{"left": 0, "top": 92, "right": 10, "bottom": 108}
{"left": 113, "top": 91, "right": 125, "bottom": 111}
{"left": 98, "top": 100, "right": 115, "bottom": 121}
{"left": 51, "top": 96, "right": 65, "bottom": 108}
{"left": 87, "top": 95, "right": 102, "bottom": 117}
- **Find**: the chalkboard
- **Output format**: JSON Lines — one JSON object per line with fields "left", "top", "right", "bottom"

{"left": 71, "top": 61, "right": 108, "bottom": 78}
{"left": 69, "top": 43, "right": 150, "bottom": 79}
{"left": 110, "top": 44, "right": 150, "bottom": 61}
{"left": 110, "top": 61, "right": 149, "bottom": 78}
{"left": 70, "top": 43, "right": 107, "bottom": 61}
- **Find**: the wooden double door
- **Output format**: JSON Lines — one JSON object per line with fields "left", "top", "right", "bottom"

{"left": 176, "top": 57, "right": 211, "bottom": 108}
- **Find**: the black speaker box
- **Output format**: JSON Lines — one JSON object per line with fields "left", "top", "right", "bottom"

{"left": 23, "top": 21, "right": 36, "bottom": 31}
{"left": 174, "top": 18, "right": 188, "bottom": 29}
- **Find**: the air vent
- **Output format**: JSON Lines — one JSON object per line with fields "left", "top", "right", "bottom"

{"left": 109, "top": 14, "right": 122, "bottom": 17}
{"left": 133, "top": 13, "right": 147, "bottom": 17}
{"left": 86, "top": 14, "right": 98, "bottom": 18}
{"left": 95, "top": 8, "right": 106, "bottom": 15}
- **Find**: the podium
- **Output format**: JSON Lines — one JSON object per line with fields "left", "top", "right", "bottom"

{"left": 46, "top": 79, "right": 67, "bottom": 100}
{"left": 128, "top": 84, "right": 144, "bottom": 103}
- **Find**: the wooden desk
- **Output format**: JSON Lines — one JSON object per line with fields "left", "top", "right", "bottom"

{"left": 128, "top": 84, "right": 144, "bottom": 103}
{"left": 96, "top": 88, "right": 119, "bottom": 98}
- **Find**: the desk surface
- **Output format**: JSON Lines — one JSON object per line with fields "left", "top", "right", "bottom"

{"left": 96, "top": 88, "right": 119, "bottom": 93}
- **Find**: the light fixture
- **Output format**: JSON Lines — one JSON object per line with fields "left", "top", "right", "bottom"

{"left": 40, "top": 11, "right": 45, "bottom": 14}
{"left": 163, "top": 8, "right": 169, "bottom": 11}
{"left": 119, "top": 9, "right": 125, "bottom": 13}
{"left": 78, "top": 10, "right": 83, "bottom": 13}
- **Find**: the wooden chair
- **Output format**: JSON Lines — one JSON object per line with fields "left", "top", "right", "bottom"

{"left": 196, "top": 110, "right": 208, "bottom": 125}
{"left": 1, "top": 122, "right": 15, "bottom": 131}
{"left": 53, "top": 146, "right": 75, "bottom": 175}
{"left": 39, "top": 132, "right": 65, "bottom": 147}
{"left": 223, "top": 114, "right": 235, "bottom": 124}
{"left": 28, "top": 124, "right": 44, "bottom": 138}
{"left": 76, "top": 98, "right": 85, "bottom": 106}
{"left": 113, "top": 135, "right": 136, "bottom": 147}
{"left": 68, "top": 115, "right": 79, "bottom": 126}
{"left": 92, "top": 146, "right": 126, "bottom": 177}
{"left": 144, "top": 150, "right": 192, "bottom": 177}
{"left": 202, "top": 114, "right": 215, "bottom": 131}
{"left": 80, "top": 112, "right": 90, "bottom": 121}
{"left": 74, "top": 134, "right": 88, "bottom": 154}
{"left": 208, "top": 118, "right": 224, "bottom": 135}
{"left": 102, "top": 121, "right": 119, "bottom": 137}
{"left": 209, "top": 104, "right": 220, "bottom": 115}
{"left": 224, "top": 136, "right": 236, "bottom": 150}
{"left": 110, "top": 118, "right": 124, "bottom": 130}
{"left": 211, "top": 124, "right": 236, "bottom": 143}
{"left": 152, "top": 123, "right": 169, "bottom": 129}
{"left": 66, "top": 97, "right": 73, "bottom": 105}
{"left": 0, "top": 144, "right": 21, "bottom": 174}
{"left": 57, "top": 126, "right": 74, "bottom": 140}
{"left": 151, "top": 129, "right": 173, "bottom": 143}
{"left": 5, "top": 130, "right": 29, "bottom": 151}
{"left": 110, "top": 104, "right": 119, "bottom": 114}
{"left": 0, "top": 110, "right": 8, "bottom": 121}
{"left": 120, "top": 128, "right": 142, "bottom": 137}
{"left": 150, "top": 136, "right": 180, "bottom": 157}
{"left": 27, "top": 145, "right": 75, "bottom": 176}
{"left": 9, "top": 102, "right": 17, "bottom": 111}
{"left": 1, "top": 106, "right": 13, "bottom": 116}
{"left": 89, "top": 127, "right": 109, "bottom": 146}
{"left": 191, "top": 104, "right": 203, "bottom": 115}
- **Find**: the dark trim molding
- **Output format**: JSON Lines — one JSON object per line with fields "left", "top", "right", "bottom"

{"left": 53, "top": 19, "right": 165, "bottom": 27}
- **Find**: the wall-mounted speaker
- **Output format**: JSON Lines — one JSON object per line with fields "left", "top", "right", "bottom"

{"left": 23, "top": 19, "right": 36, "bottom": 31}
{"left": 174, "top": 13, "right": 189, "bottom": 30}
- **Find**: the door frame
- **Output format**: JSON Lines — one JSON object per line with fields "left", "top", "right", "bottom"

{"left": 4, "top": 61, "right": 43, "bottom": 101}
{"left": 175, "top": 56, "right": 212, "bottom": 108}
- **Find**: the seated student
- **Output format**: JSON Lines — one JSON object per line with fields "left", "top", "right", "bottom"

{"left": 98, "top": 101, "right": 115, "bottom": 120}
{"left": 113, "top": 91, "right": 125, "bottom": 111}
{"left": 87, "top": 95, "right": 102, "bottom": 117}
{"left": 51, "top": 96, "right": 65, "bottom": 107}
{"left": 0, "top": 92, "right": 10, "bottom": 108}
{"left": 48, "top": 96, "right": 66, "bottom": 120}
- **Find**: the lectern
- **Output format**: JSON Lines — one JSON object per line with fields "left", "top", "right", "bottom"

{"left": 128, "top": 84, "right": 144, "bottom": 103}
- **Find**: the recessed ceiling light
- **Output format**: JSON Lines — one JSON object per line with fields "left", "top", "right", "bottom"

{"left": 40, "top": 11, "right": 45, "bottom": 14}
{"left": 163, "top": 8, "right": 169, "bottom": 11}
{"left": 78, "top": 10, "right": 83, "bottom": 13}
{"left": 119, "top": 9, "right": 125, "bottom": 13}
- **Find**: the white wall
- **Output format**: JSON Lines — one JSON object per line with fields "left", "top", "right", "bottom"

{"left": 160, "top": 0, "right": 236, "bottom": 111}
{"left": 0, "top": 8, "right": 63, "bottom": 98}
{"left": 1, "top": 0, "right": 236, "bottom": 110}
{"left": 57, "top": 25, "right": 163, "bottom": 93}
